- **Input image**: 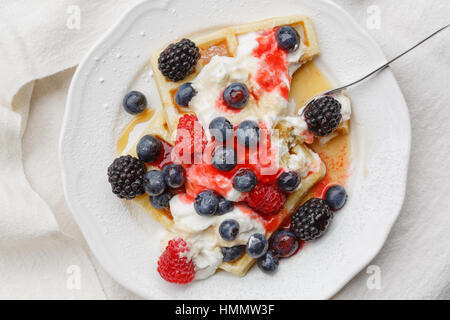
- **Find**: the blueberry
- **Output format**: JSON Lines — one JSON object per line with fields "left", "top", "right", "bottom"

{"left": 143, "top": 170, "right": 166, "bottom": 196}
{"left": 257, "top": 251, "right": 279, "bottom": 274}
{"left": 324, "top": 185, "right": 348, "bottom": 210}
{"left": 232, "top": 169, "right": 257, "bottom": 192}
{"left": 212, "top": 146, "right": 236, "bottom": 172}
{"left": 149, "top": 190, "right": 172, "bottom": 209}
{"left": 123, "top": 91, "right": 147, "bottom": 115}
{"left": 137, "top": 135, "right": 162, "bottom": 163}
{"left": 219, "top": 219, "right": 240, "bottom": 241}
{"left": 277, "top": 171, "right": 301, "bottom": 192}
{"left": 194, "top": 190, "right": 219, "bottom": 216}
{"left": 270, "top": 230, "right": 299, "bottom": 258}
{"left": 275, "top": 25, "right": 300, "bottom": 52}
{"left": 217, "top": 197, "right": 234, "bottom": 215}
{"left": 162, "top": 164, "right": 185, "bottom": 189}
{"left": 222, "top": 245, "right": 245, "bottom": 262}
{"left": 223, "top": 83, "right": 249, "bottom": 109}
{"left": 175, "top": 82, "right": 197, "bottom": 107}
{"left": 236, "top": 120, "right": 260, "bottom": 148}
{"left": 209, "top": 117, "right": 233, "bottom": 142}
{"left": 246, "top": 233, "right": 268, "bottom": 258}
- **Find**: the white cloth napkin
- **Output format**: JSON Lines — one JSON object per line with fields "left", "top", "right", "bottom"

{"left": 0, "top": 0, "right": 142, "bottom": 300}
{"left": 1, "top": 0, "right": 449, "bottom": 299}
{"left": 333, "top": 0, "right": 450, "bottom": 299}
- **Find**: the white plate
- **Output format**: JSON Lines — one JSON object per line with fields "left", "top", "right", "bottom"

{"left": 60, "top": 0, "right": 411, "bottom": 299}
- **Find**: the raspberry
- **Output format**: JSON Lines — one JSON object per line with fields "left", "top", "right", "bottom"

{"left": 174, "top": 114, "right": 207, "bottom": 162}
{"left": 247, "top": 184, "right": 286, "bottom": 215}
{"left": 157, "top": 238, "right": 195, "bottom": 284}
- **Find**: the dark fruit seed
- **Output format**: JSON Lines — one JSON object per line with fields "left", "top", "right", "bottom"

{"left": 257, "top": 251, "right": 279, "bottom": 274}
{"left": 136, "top": 135, "right": 162, "bottom": 163}
{"left": 162, "top": 164, "right": 185, "bottom": 189}
{"left": 270, "top": 230, "right": 299, "bottom": 258}
{"left": 246, "top": 233, "right": 269, "bottom": 258}
{"left": 219, "top": 219, "right": 240, "bottom": 241}
{"left": 324, "top": 185, "right": 348, "bottom": 210}
{"left": 149, "top": 190, "right": 172, "bottom": 209}
{"left": 232, "top": 169, "right": 257, "bottom": 192}
{"left": 209, "top": 117, "right": 233, "bottom": 143}
{"left": 143, "top": 170, "right": 166, "bottom": 196}
{"left": 275, "top": 25, "right": 300, "bottom": 52}
{"left": 194, "top": 190, "right": 219, "bottom": 216}
{"left": 222, "top": 245, "right": 245, "bottom": 262}
{"left": 277, "top": 171, "right": 301, "bottom": 192}
{"left": 236, "top": 120, "right": 260, "bottom": 148}
{"left": 217, "top": 197, "right": 234, "bottom": 215}
{"left": 123, "top": 91, "right": 147, "bottom": 115}
{"left": 175, "top": 82, "right": 197, "bottom": 107}
{"left": 223, "top": 82, "right": 249, "bottom": 109}
{"left": 212, "top": 146, "right": 237, "bottom": 172}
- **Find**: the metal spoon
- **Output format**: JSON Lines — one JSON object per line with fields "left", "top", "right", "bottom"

{"left": 306, "top": 24, "right": 450, "bottom": 104}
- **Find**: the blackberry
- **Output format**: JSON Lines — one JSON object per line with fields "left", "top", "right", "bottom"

{"left": 158, "top": 38, "right": 200, "bottom": 82}
{"left": 304, "top": 96, "right": 342, "bottom": 137}
{"left": 107, "top": 155, "right": 146, "bottom": 200}
{"left": 290, "top": 198, "right": 333, "bottom": 241}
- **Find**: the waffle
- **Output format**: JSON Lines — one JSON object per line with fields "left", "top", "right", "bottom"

{"left": 125, "top": 16, "right": 327, "bottom": 278}
{"left": 123, "top": 110, "right": 325, "bottom": 276}
{"left": 150, "top": 15, "right": 321, "bottom": 137}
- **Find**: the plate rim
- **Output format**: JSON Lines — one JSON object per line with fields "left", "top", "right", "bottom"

{"left": 60, "top": 0, "right": 411, "bottom": 299}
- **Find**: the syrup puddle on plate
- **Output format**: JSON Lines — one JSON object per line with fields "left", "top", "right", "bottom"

{"left": 290, "top": 61, "right": 352, "bottom": 198}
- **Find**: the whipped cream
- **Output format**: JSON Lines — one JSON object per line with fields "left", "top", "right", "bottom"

{"left": 190, "top": 28, "right": 306, "bottom": 131}
{"left": 190, "top": 54, "right": 260, "bottom": 132}
{"left": 188, "top": 27, "right": 316, "bottom": 178}
{"left": 333, "top": 92, "right": 352, "bottom": 122}
{"left": 167, "top": 194, "right": 265, "bottom": 280}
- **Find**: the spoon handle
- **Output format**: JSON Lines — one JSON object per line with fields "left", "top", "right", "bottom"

{"left": 326, "top": 24, "right": 450, "bottom": 95}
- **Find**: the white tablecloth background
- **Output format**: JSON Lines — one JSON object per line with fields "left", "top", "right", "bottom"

{"left": 0, "top": 0, "right": 449, "bottom": 299}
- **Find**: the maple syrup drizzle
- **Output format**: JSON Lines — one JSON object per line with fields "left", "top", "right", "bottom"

{"left": 116, "top": 108, "right": 154, "bottom": 155}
